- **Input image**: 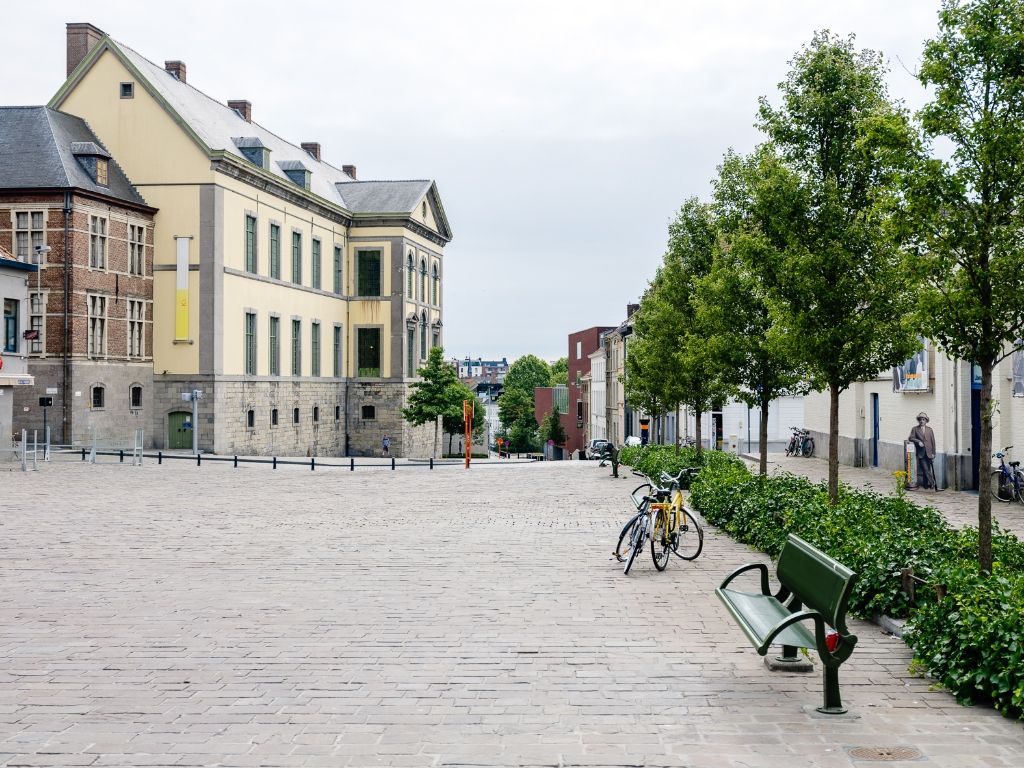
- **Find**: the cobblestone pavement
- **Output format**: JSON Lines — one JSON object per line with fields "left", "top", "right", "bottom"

{"left": 1, "top": 459, "right": 1022, "bottom": 767}
{"left": 758, "top": 453, "right": 1024, "bottom": 538}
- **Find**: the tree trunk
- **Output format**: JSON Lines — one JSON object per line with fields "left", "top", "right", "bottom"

{"left": 447, "top": 432, "right": 454, "bottom": 456}
{"left": 828, "top": 383, "right": 840, "bottom": 505}
{"left": 695, "top": 409, "right": 703, "bottom": 456}
{"left": 675, "top": 404, "right": 681, "bottom": 453}
{"left": 978, "top": 363, "right": 994, "bottom": 573}
{"left": 759, "top": 395, "right": 770, "bottom": 477}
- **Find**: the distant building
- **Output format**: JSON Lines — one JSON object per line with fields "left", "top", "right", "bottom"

{"left": 455, "top": 356, "right": 509, "bottom": 379}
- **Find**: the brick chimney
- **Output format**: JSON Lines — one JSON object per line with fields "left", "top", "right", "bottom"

{"left": 66, "top": 22, "right": 104, "bottom": 77}
{"left": 164, "top": 60, "right": 187, "bottom": 83}
{"left": 342, "top": 165, "right": 357, "bottom": 180}
{"left": 228, "top": 100, "right": 252, "bottom": 122}
{"left": 301, "top": 142, "right": 321, "bottom": 161}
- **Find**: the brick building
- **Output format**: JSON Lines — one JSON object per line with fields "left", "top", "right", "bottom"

{"left": 0, "top": 106, "right": 156, "bottom": 445}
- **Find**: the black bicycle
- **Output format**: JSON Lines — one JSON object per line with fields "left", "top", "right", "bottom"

{"left": 991, "top": 446, "right": 1024, "bottom": 503}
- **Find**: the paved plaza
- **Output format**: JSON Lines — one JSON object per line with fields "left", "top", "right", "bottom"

{"left": 1, "top": 458, "right": 1023, "bottom": 767}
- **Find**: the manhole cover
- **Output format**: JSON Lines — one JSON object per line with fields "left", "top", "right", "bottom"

{"left": 848, "top": 746, "right": 923, "bottom": 761}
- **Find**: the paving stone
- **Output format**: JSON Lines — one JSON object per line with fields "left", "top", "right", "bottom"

{"left": 1, "top": 460, "right": 1023, "bottom": 767}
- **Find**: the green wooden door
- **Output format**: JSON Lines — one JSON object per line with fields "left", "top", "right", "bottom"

{"left": 168, "top": 411, "right": 192, "bottom": 449}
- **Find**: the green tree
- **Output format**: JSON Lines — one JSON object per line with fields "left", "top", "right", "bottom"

{"left": 504, "top": 354, "right": 553, "bottom": 393}
{"left": 402, "top": 346, "right": 463, "bottom": 458}
{"left": 541, "top": 405, "right": 568, "bottom": 446}
{"left": 905, "top": 0, "right": 1024, "bottom": 571}
{"left": 626, "top": 198, "right": 726, "bottom": 453}
{"left": 549, "top": 357, "right": 569, "bottom": 386}
{"left": 704, "top": 147, "right": 808, "bottom": 475}
{"left": 497, "top": 387, "right": 539, "bottom": 452}
{"left": 757, "top": 31, "right": 920, "bottom": 503}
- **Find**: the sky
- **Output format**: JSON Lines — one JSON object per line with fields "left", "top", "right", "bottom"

{"left": 5, "top": 1, "right": 944, "bottom": 361}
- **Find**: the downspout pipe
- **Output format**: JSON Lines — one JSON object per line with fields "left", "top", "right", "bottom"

{"left": 62, "top": 191, "right": 71, "bottom": 445}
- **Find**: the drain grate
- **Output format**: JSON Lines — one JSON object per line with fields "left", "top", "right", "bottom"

{"left": 848, "top": 746, "right": 923, "bottom": 761}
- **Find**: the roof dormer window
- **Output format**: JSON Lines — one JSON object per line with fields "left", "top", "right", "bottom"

{"left": 279, "top": 160, "right": 311, "bottom": 190}
{"left": 233, "top": 137, "right": 269, "bottom": 170}
{"left": 70, "top": 141, "right": 112, "bottom": 187}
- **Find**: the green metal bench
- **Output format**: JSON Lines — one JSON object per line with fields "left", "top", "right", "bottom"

{"left": 716, "top": 533, "right": 858, "bottom": 714}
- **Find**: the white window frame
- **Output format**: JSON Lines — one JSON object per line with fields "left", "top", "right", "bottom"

{"left": 88, "top": 294, "right": 107, "bottom": 358}
{"left": 14, "top": 210, "right": 46, "bottom": 262}
{"left": 89, "top": 215, "right": 108, "bottom": 269}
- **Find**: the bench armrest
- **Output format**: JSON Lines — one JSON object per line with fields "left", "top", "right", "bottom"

{"left": 719, "top": 562, "right": 771, "bottom": 596}
{"left": 761, "top": 608, "right": 859, "bottom": 664}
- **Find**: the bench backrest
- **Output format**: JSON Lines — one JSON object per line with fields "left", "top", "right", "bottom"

{"left": 777, "top": 534, "right": 856, "bottom": 631}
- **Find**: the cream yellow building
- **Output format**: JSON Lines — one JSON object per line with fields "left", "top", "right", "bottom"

{"left": 50, "top": 24, "right": 452, "bottom": 456}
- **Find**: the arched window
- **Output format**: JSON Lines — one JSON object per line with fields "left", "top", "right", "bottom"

{"left": 246, "top": 409, "right": 255, "bottom": 429}
{"left": 130, "top": 384, "right": 143, "bottom": 409}
{"left": 91, "top": 385, "right": 105, "bottom": 409}
{"left": 419, "top": 258, "right": 427, "bottom": 301}
{"left": 431, "top": 263, "right": 439, "bottom": 305}
{"left": 271, "top": 408, "right": 279, "bottom": 427}
{"left": 406, "top": 253, "right": 414, "bottom": 298}
{"left": 313, "top": 405, "right": 320, "bottom": 423}
{"left": 292, "top": 407, "right": 300, "bottom": 424}
{"left": 420, "top": 312, "right": 427, "bottom": 360}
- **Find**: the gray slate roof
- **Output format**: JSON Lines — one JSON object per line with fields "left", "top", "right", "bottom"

{"left": 0, "top": 106, "right": 148, "bottom": 206}
{"left": 114, "top": 41, "right": 436, "bottom": 219}
{"left": 336, "top": 180, "right": 433, "bottom": 214}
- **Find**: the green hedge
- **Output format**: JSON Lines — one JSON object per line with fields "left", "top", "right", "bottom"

{"left": 618, "top": 444, "right": 1024, "bottom": 719}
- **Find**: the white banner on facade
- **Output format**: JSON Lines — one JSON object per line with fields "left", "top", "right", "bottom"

{"left": 174, "top": 236, "right": 190, "bottom": 341}
{"left": 893, "top": 338, "right": 929, "bottom": 392}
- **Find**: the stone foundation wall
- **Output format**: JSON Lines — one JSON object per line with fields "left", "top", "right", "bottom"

{"left": 13, "top": 359, "right": 153, "bottom": 447}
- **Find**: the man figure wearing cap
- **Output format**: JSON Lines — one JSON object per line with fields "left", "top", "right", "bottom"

{"left": 909, "top": 413, "right": 938, "bottom": 490}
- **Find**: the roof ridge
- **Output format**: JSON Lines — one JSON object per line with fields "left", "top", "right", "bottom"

{"left": 111, "top": 37, "right": 359, "bottom": 180}
{"left": 39, "top": 107, "right": 72, "bottom": 188}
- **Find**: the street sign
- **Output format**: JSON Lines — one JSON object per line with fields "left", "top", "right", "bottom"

{"left": 38, "top": 397, "right": 53, "bottom": 407}
{"left": 45, "top": 387, "right": 58, "bottom": 395}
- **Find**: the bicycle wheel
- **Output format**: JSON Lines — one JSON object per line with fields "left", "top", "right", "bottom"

{"left": 614, "top": 513, "right": 642, "bottom": 562}
{"left": 803, "top": 437, "right": 814, "bottom": 457}
{"left": 991, "top": 470, "right": 1013, "bottom": 503}
{"left": 624, "top": 517, "right": 646, "bottom": 575}
{"left": 672, "top": 510, "right": 704, "bottom": 561}
{"left": 651, "top": 509, "right": 671, "bottom": 571}
{"left": 1015, "top": 471, "right": 1024, "bottom": 504}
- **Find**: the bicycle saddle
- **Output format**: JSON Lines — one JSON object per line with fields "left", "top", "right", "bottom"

{"left": 1012, "top": 461, "right": 1021, "bottom": 468}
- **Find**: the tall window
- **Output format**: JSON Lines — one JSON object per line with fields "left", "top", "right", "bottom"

{"left": 130, "top": 385, "right": 143, "bottom": 409}
{"left": 419, "top": 258, "right": 427, "bottom": 301}
{"left": 333, "top": 245, "right": 343, "bottom": 295}
{"left": 14, "top": 211, "right": 45, "bottom": 261}
{"left": 432, "top": 331, "right": 439, "bottom": 350}
{"left": 88, "top": 295, "right": 106, "bottom": 356}
{"left": 356, "top": 250, "right": 381, "bottom": 296}
{"left": 128, "top": 300, "right": 145, "bottom": 357}
{"left": 420, "top": 312, "right": 427, "bottom": 360}
{"left": 95, "top": 159, "right": 108, "bottom": 186}
{"left": 129, "top": 224, "right": 145, "bottom": 275}
{"left": 311, "top": 239, "right": 322, "bottom": 289}
{"left": 333, "top": 325, "right": 342, "bottom": 377}
{"left": 244, "top": 312, "right": 257, "bottom": 375}
{"left": 291, "top": 232, "right": 302, "bottom": 284}
{"left": 406, "top": 253, "right": 414, "bottom": 297}
{"left": 311, "top": 322, "right": 321, "bottom": 377}
{"left": 29, "top": 293, "right": 44, "bottom": 354}
{"left": 3, "top": 299, "right": 18, "bottom": 352}
{"left": 357, "top": 327, "right": 381, "bottom": 377}
{"left": 432, "top": 263, "right": 439, "bottom": 305}
{"left": 407, "top": 327, "right": 415, "bottom": 376}
{"left": 291, "top": 319, "right": 302, "bottom": 376}
{"left": 269, "top": 316, "right": 280, "bottom": 376}
{"left": 89, "top": 216, "right": 107, "bottom": 268}
{"left": 92, "top": 386, "right": 105, "bottom": 409}
{"left": 244, "top": 215, "right": 257, "bottom": 273}
{"left": 269, "top": 224, "right": 281, "bottom": 279}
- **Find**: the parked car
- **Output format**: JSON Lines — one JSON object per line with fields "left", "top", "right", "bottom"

{"left": 624, "top": 436, "right": 642, "bottom": 447}
{"left": 587, "top": 439, "right": 610, "bottom": 459}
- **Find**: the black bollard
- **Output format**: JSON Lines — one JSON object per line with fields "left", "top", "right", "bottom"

{"left": 158, "top": 451, "right": 162, "bottom": 465}
{"left": 391, "top": 457, "right": 395, "bottom": 470}
{"left": 429, "top": 457, "right": 434, "bottom": 470}
{"left": 272, "top": 456, "right": 277, "bottom": 469}
{"left": 234, "top": 455, "right": 238, "bottom": 468}
{"left": 197, "top": 453, "right": 201, "bottom": 466}
{"left": 119, "top": 449, "right": 124, "bottom": 463}
{"left": 350, "top": 457, "right": 355, "bottom": 471}
{"left": 311, "top": 457, "right": 315, "bottom": 471}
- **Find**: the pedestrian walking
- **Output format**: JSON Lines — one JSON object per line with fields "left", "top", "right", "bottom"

{"left": 382, "top": 434, "right": 391, "bottom": 458}
{"left": 908, "top": 412, "right": 938, "bottom": 490}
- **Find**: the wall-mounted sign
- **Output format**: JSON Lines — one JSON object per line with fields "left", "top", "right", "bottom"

{"left": 894, "top": 337, "right": 929, "bottom": 392}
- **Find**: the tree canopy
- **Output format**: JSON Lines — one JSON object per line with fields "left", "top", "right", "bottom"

{"left": 402, "top": 347, "right": 463, "bottom": 459}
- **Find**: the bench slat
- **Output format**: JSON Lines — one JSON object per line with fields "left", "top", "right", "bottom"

{"left": 777, "top": 535, "right": 856, "bottom": 631}
{"left": 717, "top": 588, "right": 816, "bottom": 653}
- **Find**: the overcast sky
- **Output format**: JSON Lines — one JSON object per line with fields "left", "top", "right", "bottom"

{"left": 7, "top": 1, "right": 943, "bottom": 361}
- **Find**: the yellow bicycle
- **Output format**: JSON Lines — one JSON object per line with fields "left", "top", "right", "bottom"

{"left": 615, "top": 469, "right": 704, "bottom": 573}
